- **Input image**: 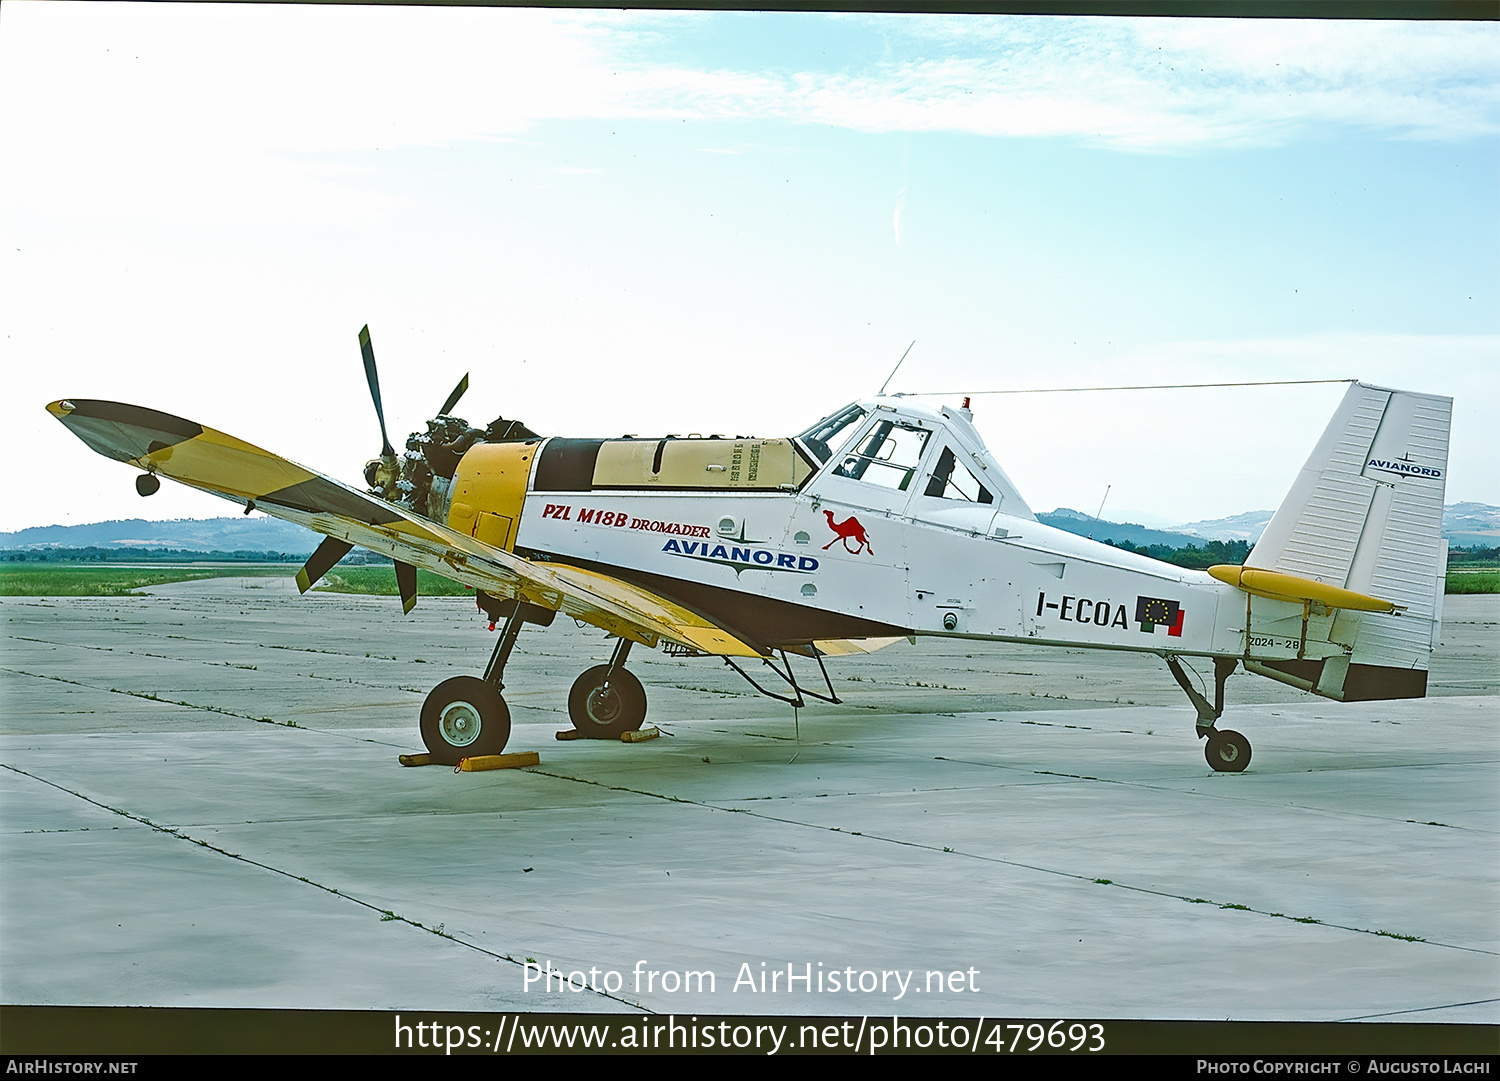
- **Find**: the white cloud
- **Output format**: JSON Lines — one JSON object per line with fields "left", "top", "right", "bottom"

{"left": 0, "top": 3, "right": 632, "bottom": 225}
{"left": 4, "top": 5, "right": 1493, "bottom": 230}
{"left": 583, "top": 15, "right": 1500, "bottom": 149}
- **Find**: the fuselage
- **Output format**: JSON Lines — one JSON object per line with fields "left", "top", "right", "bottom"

{"left": 439, "top": 398, "right": 1329, "bottom": 667}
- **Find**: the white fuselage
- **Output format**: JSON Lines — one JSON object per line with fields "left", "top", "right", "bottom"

{"left": 513, "top": 398, "right": 1327, "bottom": 666}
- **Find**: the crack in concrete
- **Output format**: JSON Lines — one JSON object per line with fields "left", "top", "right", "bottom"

{"left": 519, "top": 765, "right": 1493, "bottom": 958}
{"left": 0, "top": 762, "right": 650, "bottom": 1014}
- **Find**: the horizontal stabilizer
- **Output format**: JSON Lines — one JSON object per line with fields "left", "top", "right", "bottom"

{"left": 1207, "top": 565, "right": 1393, "bottom": 613}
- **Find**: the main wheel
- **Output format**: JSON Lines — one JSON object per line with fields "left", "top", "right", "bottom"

{"left": 568, "top": 665, "right": 647, "bottom": 739}
{"left": 1205, "top": 728, "right": 1251, "bottom": 772}
{"left": 420, "top": 676, "right": 511, "bottom": 764}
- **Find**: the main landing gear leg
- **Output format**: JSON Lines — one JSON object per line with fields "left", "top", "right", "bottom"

{"left": 1165, "top": 656, "right": 1251, "bottom": 773}
{"left": 419, "top": 599, "right": 547, "bottom": 764}
{"left": 568, "top": 636, "right": 647, "bottom": 739}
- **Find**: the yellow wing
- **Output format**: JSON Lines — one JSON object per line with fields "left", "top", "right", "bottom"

{"left": 47, "top": 399, "right": 763, "bottom": 658}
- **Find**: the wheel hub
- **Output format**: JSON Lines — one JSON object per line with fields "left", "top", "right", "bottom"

{"left": 588, "top": 686, "right": 621, "bottom": 723}
{"left": 438, "top": 701, "right": 483, "bottom": 747}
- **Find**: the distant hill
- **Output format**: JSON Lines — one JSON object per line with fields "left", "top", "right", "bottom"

{"left": 1164, "top": 504, "right": 1500, "bottom": 547}
{"left": 1041, "top": 502, "right": 1498, "bottom": 550}
{"left": 0, "top": 517, "right": 319, "bottom": 556}
{"left": 1036, "top": 509, "right": 1208, "bottom": 549}
{"left": 4, "top": 502, "right": 1496, "bottom": 556}
{"left": 1167, "top": 510, "right": 1274, "bottom": 544}
{"left": 1442, "top": 502, "right": 1500, "bottom": 548}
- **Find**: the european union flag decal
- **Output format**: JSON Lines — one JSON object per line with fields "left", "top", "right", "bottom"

{"left": 1135, "top": 596, "right": 1184, "bottom": 637}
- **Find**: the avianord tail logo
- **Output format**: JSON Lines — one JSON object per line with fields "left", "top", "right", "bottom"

{"left": 1367, "top": 457, "right": 1442, "bottom": 480}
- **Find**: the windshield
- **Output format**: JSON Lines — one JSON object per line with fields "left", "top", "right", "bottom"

{"left": 834, "top": 420, "right": 931, "bottom": 492}
{"left": 796, "top": 404, "right": 867, "bottom": 464}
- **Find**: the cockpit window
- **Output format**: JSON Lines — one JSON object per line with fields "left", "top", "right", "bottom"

{"left": 834, "top": 420, "right": 930, "bottom": 492}
{"left": 924, "top": 446, "right": 994, "bottom": 504}
{"left": 797, "top": 405, "right": 867, "bottom": 464}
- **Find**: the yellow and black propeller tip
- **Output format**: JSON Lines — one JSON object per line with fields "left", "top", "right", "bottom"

{"left": 395, "top": 561, "right": 418, "bottom": 614}
{"left": 295, "top": 536, "right": 354, "bottom": 594}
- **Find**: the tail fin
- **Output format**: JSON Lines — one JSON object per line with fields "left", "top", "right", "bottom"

{"left": 1245, "top": 381, "right": 1451, "bottom": 701}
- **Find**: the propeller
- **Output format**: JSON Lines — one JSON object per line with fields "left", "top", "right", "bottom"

{"left": 359, "top": 324, "right": 395, "bottom": 461}
{"left": 294, "top": 327, "right": 471, "bottom": 612}
{"left": 439, "top": 372, "right": 470, "bottom": 417}
{"left": 394, "top": 561, "right": 418, "bottom": 615}
{"left": 295, "top": 536, "right": 355, "bottom": 595}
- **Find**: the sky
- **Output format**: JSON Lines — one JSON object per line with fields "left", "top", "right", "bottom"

{"left": 2, "top": 2, "right": 1496, "bottom": 533}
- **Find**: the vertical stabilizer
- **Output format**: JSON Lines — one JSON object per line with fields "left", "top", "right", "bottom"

{"left": 1246, "top": 382, "right": 1450, "bottom": 700}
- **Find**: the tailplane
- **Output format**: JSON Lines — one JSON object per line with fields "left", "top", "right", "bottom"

{"left": 1244, "top": 381, "right": 1451, "bottom": 701}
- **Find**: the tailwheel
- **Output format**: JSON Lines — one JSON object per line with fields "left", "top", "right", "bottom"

{"left": 421, "top": 676, "right": 511, "bottom": 764}
{"left": 1204, "top": 728, "right": 1251, "bottom": 772}
{"left": 568, "top": 665, "right": 647, "bottom": 739}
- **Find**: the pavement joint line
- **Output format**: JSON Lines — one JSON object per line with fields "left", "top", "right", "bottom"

{"left": 0, "top": 761, "right": 653, "bottom": 1015}
{"left": 1338, "top": 997, "right": 1500, "bottom": 1021}
{"left": 927, "top": 751, "right": 1500, "bottom": 836}
{"left": 10, "top": 634, "right": 266, "bottom": 671}
{"left": 7, "top": 662, "right": 1493, "bottom": 840}
{"left": 1, "top": 661, "right": 559, "bottom": 738}
{"left": 523, "top": 769, "right": 1492, "bottom": 958}
{"left": 717, "top": 803, "right": 1496, "bottom": 957}
{"left": 638, "top": 712, "right": 1500, "bottom": 832}
{"left": 10, "top": 632, "right": 775, "bottom": 701}
{"left": 8, "top": 635, "right": 431, "bottom": 694}
{"left": 9, "top": 631, "right": 412, "bottom": 665}
{"left": 3, "top": 666, "right": 391, "bottom": 737}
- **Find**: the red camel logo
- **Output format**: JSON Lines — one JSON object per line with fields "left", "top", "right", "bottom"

{"left": 822, "top": 510, "right": 874, "bottom": 555}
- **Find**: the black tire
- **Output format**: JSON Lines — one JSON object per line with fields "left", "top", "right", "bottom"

{"left": 568, "top": 665, "right": 647, "bottom": 739}
{"left": 420, "top": 676, "right": 511, "bottom": 764}
{"left": 1205, "top": 729, "right": 1251, "bottom": 773}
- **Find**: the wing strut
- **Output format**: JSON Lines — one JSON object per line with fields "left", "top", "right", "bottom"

{"left": 722, "top": 648, "right": 841, "bottom": 708}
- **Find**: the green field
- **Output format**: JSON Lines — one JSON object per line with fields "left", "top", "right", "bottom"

{"left": 312, "top": 567, "right": 473, "bottom": 597}
{"left": 1446, "top": 570, "right": 1500, "bottom": 595}
{"left": 0, "top": 562, "right": 471, "bottom": 598}
{"left": 0, "top": 564, "right": 288, "bottom": 597}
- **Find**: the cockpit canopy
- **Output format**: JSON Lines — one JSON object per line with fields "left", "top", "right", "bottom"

{"left": 796, "top": 399, "right": 1033, "bottom": 519}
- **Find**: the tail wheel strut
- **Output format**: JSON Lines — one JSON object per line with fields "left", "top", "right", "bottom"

{"left": 1165, "top": 656, "right": 1252, "bottom": 772}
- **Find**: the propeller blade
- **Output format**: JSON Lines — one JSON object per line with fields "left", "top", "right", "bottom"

{"left": 359, "top": 325, "right": 395, "bottom": 459}
{"left": 439, "top": 373, "right": 470, "bottom": 417}
{"left": 394, "top": 561, "right": 418, "bottom": 614}
{"left": 295, "top": 536, "right": 355, "bottom": 594}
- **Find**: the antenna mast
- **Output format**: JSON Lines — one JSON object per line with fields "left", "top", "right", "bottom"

{"left": 1088, "top": 485, "right": 1111, "bottom": 541}
{"left": 877, "top": 340, "right": 916, "bottom": 396}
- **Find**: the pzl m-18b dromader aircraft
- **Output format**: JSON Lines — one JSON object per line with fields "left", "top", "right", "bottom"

{"left": 49, "top": 329, "right": 1451, "bottom": 772}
